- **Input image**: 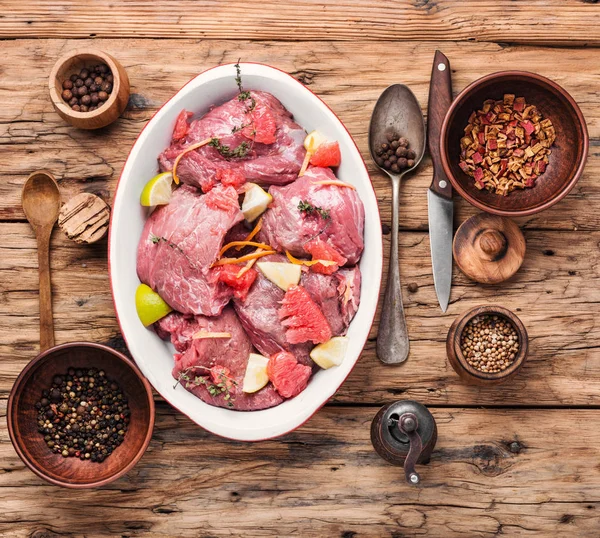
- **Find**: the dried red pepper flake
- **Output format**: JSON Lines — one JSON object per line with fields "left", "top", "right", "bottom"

{"left": 459, "top": 94, "right": 555, "bottom": 196}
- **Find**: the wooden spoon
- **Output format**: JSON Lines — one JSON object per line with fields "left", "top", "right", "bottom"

{"left": 22, "top": 171, "right": 61, "bottom": 352}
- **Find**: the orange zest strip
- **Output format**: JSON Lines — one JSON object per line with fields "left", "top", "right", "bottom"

{"left": 298, "top": 151, "right": 312, "bottom": 177}
{"left": 219, "top": 240, "right": 272, "bottom": 258}
{"left": 285, "top": 250, "right": 337, "bottom": 267}
{"left": 311, "top": 180, "right": 356, "bottom": 190}
{"left": 236, "top": 247, "right": 262, "bottom": 277}
{"left": 213, "top": 250, "right": 275, "bottom": 267}
{"left": 192, "top": 331, "right": 232, "bottom": 339}
{"left": 237, "top": 218, "right": 263, "bottom": 250}
{"left": 172, "top": 137, "right": 214, "bottom": 184}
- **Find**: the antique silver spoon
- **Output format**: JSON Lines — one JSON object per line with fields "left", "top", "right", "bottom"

{"left": 369, "top": 85, "right": 426, "bottom": 364}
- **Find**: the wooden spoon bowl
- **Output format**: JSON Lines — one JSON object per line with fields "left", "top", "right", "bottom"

{"left": 446, "top": 305, "right": 528, "bottom": 385}
{"left": 441, "top": 71, "right": 588, "bottom": 216}
{"left": 7, "top": 343, "right": 154, "bottom": 488}
{"left": 49, "top": 48, "right": 130, "bottom": 130}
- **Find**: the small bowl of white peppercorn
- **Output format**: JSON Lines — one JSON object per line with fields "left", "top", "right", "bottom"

{"left": 446, "top": 305, "right": 528, "bottom": 385}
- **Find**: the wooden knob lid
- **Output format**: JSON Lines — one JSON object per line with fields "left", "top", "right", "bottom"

{"left": 453, "top": 213, "right": 525, "bottom": 284}
{"left": 58, "top": 193, "right": 110, "bottom": 244}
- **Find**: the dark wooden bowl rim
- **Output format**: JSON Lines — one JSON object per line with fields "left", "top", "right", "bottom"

{"left": 440, "top": 70, "right": 589, "bottom": 217}
{"left": 450, "top": 305, "right": 528, "bottom": 381}
{"left": 7, "top": 341, "right": 155, "bottom": 489}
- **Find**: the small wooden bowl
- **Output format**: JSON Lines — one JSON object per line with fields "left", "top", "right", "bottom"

{"left": 441, "top": 71, "right": 588, "bottom": 216}
{"left": 446, "top": 305, "right": 528, "bottom": 385}
{"left": 7, "top": 343, "right": 154, "bottom": 488}
{"left": 49, "top": 49, "right": 130, "bottom": 130}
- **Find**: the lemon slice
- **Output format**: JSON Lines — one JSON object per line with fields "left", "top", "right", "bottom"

{"left": 257, "top": 261, "right": 301, "bottom": 291}
{"left": 140, "top": 172, "right": 173, "bottom": 207}
{"left": 135, "top": 283, "right": 173, "bottom": 326}
{"left": 242, "top": 353, "right": 270, "bottom": 393}
{"left": 242, "top": 183, "right": 272, "bottom": 222}
{"left": 310, "top": 336, "right": 349, "bottom": 369}
{"left": 303, "top": 130, "right": 326, "bottom": 152}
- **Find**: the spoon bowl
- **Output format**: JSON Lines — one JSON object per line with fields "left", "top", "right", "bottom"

{"left": 22, "top": 170, "right": 61, "bottom": 229}
{"left": 369, "top": 84, "right": 426, "bottom": 179}
{"left": 369, "top": 85, "right": 425, "bottom": 365}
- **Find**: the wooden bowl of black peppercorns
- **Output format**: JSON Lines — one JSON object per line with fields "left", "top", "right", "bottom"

{"left": 49, "top": 49, "right": 130, "bottom": 130}
{"left": 7, "top": 342, "right": 154, "bottom": 488}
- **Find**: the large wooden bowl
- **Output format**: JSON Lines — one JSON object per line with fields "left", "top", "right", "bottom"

{"left": 440, "top": 71, "right": 588, "bottom": 216}
{"left": 7, "top": 343, "right": 154, "bottom": 488}
{"left": 49, "top": 48, "right": 130, "bottom": 130}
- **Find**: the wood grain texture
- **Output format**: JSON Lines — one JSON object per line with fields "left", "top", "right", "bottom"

{"left": 2, "top": 222, "right": 599, "bottom": 406}
{"left": 1, "top": 0, "right": 599, "bottom": 44}
{"left": 1, "top": 403, "right": 600, "bottom": 537}
{"left": 0, "top": 39, "right": 598, "bottom": 231}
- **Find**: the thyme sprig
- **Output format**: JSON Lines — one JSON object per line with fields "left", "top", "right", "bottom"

{"left": 298, "top": 200, "right": 330, "bottom": 220}
{"left": 150, "top": 234, "right": 185, "bottom": 254}
{"left": 175, "top": 366, "right": 237, "bottom": 408}
{"left": 209, "top": 137, "right": 251, "bottom": 159}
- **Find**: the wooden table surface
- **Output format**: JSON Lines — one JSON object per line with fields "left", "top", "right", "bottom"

{"left": 2, "top": 2, "right": 600, "bottom": 536}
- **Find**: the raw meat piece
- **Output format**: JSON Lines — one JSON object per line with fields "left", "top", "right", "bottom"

{"left": 158, "top": 91, "right": 306, "bottom": 192}
{"left": 278, "top": 285, "right": 332, "bottom": 345}
{"left": 260, "top": 167, "right": 365, "bottom": 264}
{"left": 267, "top": 351, "right": 312, "bottom": 398}
{"left": 233, "top": 255, "right": 314, "bottom": 366}
{"left": 160, "top": 308, "right": 284, "bottom": 411}
{"left": 137, "top": 184, "right": 243, "bottom": 316}
{"left": 301, "top": 266, "right": 361, "bottom": 336}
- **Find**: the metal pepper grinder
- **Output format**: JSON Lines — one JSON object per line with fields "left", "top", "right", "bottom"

{"left": 370, "top": 400, "right": 437, "bottom": 485}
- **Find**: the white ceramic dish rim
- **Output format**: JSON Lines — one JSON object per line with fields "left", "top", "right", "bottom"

{"left": 109, "top": 63, "right": 383, "bottom": 441}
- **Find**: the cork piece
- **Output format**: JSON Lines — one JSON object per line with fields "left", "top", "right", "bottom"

{"left": 58, "top": 192, "right": 110, "bottom": 244}
{"left": 453, "top": 213, "right": 526, "bottom": 284}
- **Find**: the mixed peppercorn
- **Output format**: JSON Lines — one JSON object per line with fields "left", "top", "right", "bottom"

{"left": 61, "top": 63, "right": 113, "bottom": 113}
{"left": 35, "top": 367, "right": 129, "bottom": 462}
{"left": 460, "top": 315, "right": 520, "bottom": 374}
{"left": 374, "top": 132, "right": 416, "bottom": 174}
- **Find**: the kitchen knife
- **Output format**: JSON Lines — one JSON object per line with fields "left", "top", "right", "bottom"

{"left": 427, "top": 50, "right": 454, "bottom": 312}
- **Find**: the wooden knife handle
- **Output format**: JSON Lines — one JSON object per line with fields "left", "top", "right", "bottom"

{"left": 427, "top": 50, "right": 453, "bottom": 200}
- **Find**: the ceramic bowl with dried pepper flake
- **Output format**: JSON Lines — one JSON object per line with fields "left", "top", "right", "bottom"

{"left": 441, "top": 71, "right": 588, "bottom": 217}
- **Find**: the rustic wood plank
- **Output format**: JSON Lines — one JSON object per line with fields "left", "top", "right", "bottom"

{"left": 0, "top": 39, "right": 597, "bottom": 231}
{"left": 1, "top": 0, "right": 599, "bottom": 44}
{"left": 1, "top": 403, "right": 599, "bottom": 537}
{"left": 2, "top": 222, "right": 598, "bottom": 406}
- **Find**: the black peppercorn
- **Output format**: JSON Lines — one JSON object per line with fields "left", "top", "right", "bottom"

{"left": 407, "top": 159, "right": 415, "bottom": 168}
{"left": 61, "top": 89, "right": 73, "bottom": 101}
{"left": 84, "top": 77, "right": 93, "bottom": 87}
{"left": 406, "top": 149, "right": 416, "bottom": 160}
{"left": 106, "top": 74, "right": 113, "bottom": 83}
{"left": 81, "top": 94, "right": 91, "bottom": 106}
{"left": 381, "top": 143, "right": 389, "bottom": 151}
{"left": 388, "top": 155, "right": 397, "bottom": 164}
{"left": 62, "top": 80, "right": 74, "bottom": 90}
{"left": 80, "top": 105, "right": 89, "bottom": 112}
{"left": 397, "top": 158, "right": 408, "bottom": 169}
{"left": 391, "top": 140, "right": 399, "bottom": 150}
{"left": 80, "top": 68, "right": 90, "bottom": 79}
{"left": 386, "top": 132, "right": 396, "bottom": 142}
{"left": 77, "top": 86, "right": 88, "bottom": 96}
{"left": 72, "top": 105, "right": 81, "bottom": 112}
{"left": 98, "top": 64, "right": 109, "bottom": 74}
{"left": 75, "top": 78, "right": 84, "bottom": 88}
{"left": 398, "top": 137, "right": 409, "bottom": 147}
{"left": 90, "top": 83, "right": 99, "bottom": 92}
{"left": 396, "top": 147, "right": 408, "bottom": 158}
{"left": 391, "top": 163, "right": 400, "bottom": 173}
{"left": 383, "top": 159, "right": 391, "bottom": 168}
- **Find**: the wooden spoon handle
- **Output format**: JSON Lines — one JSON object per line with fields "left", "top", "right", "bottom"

{"left": 36, "top": 228, "right": 55, "bottom": 351}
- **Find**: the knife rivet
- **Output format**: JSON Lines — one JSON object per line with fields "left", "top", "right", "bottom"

{"left": 437, "top": 63, "right": 446, "bottom": 71}
{"left": 439, "top": 180, "right": 447, "bottom": 188}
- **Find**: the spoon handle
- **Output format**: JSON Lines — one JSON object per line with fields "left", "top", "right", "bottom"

{"left": 36, "top": 228, "right": 55, "bottom": 352}
{"left": 376, "top": 176, "right": 410, "bottom": 364}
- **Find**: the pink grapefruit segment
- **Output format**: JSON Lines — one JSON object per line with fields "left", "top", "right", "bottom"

{"left": 267, "top": 351, "right": 312, "bottom": 398}
{"left": 278, "top": 285, "right": 332, "bottom": 344}
{"left": 303, "top": 238, "right": 347, "bottom": 275}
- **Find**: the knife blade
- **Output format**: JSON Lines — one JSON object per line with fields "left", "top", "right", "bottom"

{"left": 427, "top": 50, "right": 454, "bottom": 312}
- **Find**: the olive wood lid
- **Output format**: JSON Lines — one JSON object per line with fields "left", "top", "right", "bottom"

{"left": 453, "top": 213, "right": 525, "bottom": 284}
